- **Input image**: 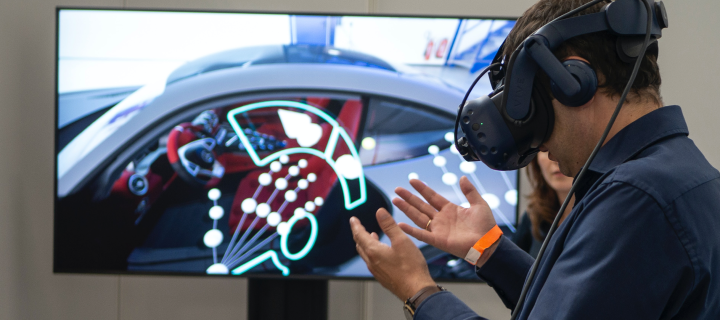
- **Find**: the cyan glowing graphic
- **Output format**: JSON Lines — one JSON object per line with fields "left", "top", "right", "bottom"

{"left": 231, "top": 250, "right": 290, "bottom": 276}
{"left": 226, "top": 100, "right": 367, "bottom": 210}
{"left": 203, "top": 100, "right": 366, "bottom": 276}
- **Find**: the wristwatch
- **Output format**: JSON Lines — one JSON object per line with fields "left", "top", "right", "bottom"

{"left": 403, "top": 285, "right": 446, "bottom": 320}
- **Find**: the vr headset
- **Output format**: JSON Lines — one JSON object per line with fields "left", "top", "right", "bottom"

{"left": 455, "top": 0, "right": 669, "bottom": 170}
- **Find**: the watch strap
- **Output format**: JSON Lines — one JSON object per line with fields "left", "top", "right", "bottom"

{"left": 412, "top": 285, "right": 444, "bottom": 310}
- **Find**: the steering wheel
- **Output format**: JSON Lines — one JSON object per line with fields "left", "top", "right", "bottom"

{"left": 167, "top": 122, "right": 225, "bottom": 188}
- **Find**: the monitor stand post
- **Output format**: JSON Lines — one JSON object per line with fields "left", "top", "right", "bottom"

{"left": 247, "top": 278, "right": 328, "bottom": 320}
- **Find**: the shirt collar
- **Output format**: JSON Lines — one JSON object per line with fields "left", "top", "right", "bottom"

{"left": 587, "top": 105, "right": 689, "bottom": 174}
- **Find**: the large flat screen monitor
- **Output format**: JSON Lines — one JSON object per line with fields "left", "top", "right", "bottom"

{"left": 55, "top": 8, "right": 517, "bottom": 280}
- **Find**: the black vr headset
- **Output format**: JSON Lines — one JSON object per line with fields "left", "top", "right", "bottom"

{"left": 454, "top": 0, "right": 669, "bottom": 171}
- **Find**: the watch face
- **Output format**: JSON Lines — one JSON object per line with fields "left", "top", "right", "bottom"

{"left": 403, "top": 304, "right": 414, "bottom": 320}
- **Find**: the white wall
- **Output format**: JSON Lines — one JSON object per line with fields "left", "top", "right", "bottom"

{"left": 1, "top": 0, "right": 718, "bottom": 319}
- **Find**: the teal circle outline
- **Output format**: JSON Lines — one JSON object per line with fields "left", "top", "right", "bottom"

{"left": 280, "top": 210, "right": 318, "bottom": 260}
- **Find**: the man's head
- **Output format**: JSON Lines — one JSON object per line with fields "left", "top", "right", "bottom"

{"left": 504, "top": 0, "right": 664, "bottom": 176}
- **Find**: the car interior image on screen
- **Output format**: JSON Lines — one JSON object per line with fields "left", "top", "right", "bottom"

{"left": 55, "top": 9, "right": 517, "bottom": 280}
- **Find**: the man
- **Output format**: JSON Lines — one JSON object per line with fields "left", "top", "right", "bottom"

{"left": 350, "top": 0, "right": 720, "bottom": 319}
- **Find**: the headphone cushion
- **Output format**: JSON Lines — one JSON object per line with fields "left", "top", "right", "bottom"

{"left": 550, "top": 60, "right": 598, "bottom": 107}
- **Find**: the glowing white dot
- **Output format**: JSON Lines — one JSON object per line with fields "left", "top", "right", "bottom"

{"left": 203, "top": 229, "right": 223, "bottom": 248}
{"left": 305, "top": 201, "right": 316, "bottom": 212}
{"left": 314, "top": 197, "right": 324, "bottom": 206}
{"left": 206, "top": 263, "right": 229, "bottom": 275}
{"left": 294, "top": 207, "right": 306, "bottom": 217}
{"left": 285, "top": 190, "right": 297, "bottom": 202}
{"left": 267, "top": 212, "right": 281, "bottom": 227}
{"left": 277, "top": 222, "right": 290, "bottom": 236}
{"left": 298, "top": 159, "right": 308, "bottom": 168}
{"left": 461, "top": 202, "right": 471, "bottom": 208}
{"left": 207, "top": 188, "right": 221, "bottom": 201}
{"left": 335, "top": 154, "right": 362, "bottom": 179}
{"left": 241, "top": 198, "right": 257, "bottom": 213}
{"left": 460, "top": 162, "right": 477, "bottom": 173}
{"left": 288, "top": 166, "right": 300, "bottom": 176}
{"left": 279, "top": 155, "right": 289, "bottom": 164}
{"left": 270, "top": 161, "right": 282, "bottom": 172}
{"left": 307, "top": 173, "right": 317, "bottom": 182}
{"left": 505, "top": 189, "right": 518, "bottom": 206}
{"left": 209, "top": 206, "right": 224, "bottom": 220}
{"left": 433, "top": 156, "right": 447, "bottom": 167}
{"left": 450, "top": 145, "right": 460, "bottom": 154}
{"left": 256, "top": 203, "right": 270, "bottom": 218}
{"left": 275, "top": 178, "right": 288, "bottom": 190}
{"left": 444, "top": 132, "right": 455, "bottom": 143}
{"left": 442, "top": 172, "right": 458, "bottom": 185}
{"left": 408, "top": 172, "right": 419, "bottom": 180}
{"left": 482, "top": 193, "right": 501, "bottom": 209}
{"left": 361, "top": 137, "right": 377, "bottom": 150}
{"left": 258, "top": 173, "right": 272, "bottom": 186}
{"left": 298, "top": 179, "right": 309, "bottom": 190}
{"left": 428, "top": 145, "right": 440, "bottom": 155}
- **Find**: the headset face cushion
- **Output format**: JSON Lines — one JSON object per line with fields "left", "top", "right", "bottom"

{"left": 550, "top": 59, "right": 598, "bottom": 107}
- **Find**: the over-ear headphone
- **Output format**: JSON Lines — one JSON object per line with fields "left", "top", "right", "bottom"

{"left": 454, "top": 0, "right": 668, "bottom": 171}
{"left": 551, "top": 59, "right": 598, "bottom": 107}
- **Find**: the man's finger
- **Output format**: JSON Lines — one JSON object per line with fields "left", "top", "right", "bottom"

{"left": 409, "top": 179, "right": 451, "bottom": 211}
{"left": 398, "top": 222, "right": 435, "bottom": 245}
{"left": 392, "top": 198, "right": 431, "bottom": 229}
{"left": 394, "top": 187, "right": 438, "bottom": 218}
{"left": 350, "top": 216, "right": 379, "bottom": 249}
{"left": 356, "top": 243, "right": 371, "bottom": 265}
{"left": 376, "top": 208, "right": 407, "bottom": 245}
{"left": 370, "top": 232, "right": 379, "bottom": 241}
{"left": 459, "top": 176, "right": 487, "bottom": 206}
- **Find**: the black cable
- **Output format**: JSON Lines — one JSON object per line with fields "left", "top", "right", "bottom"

{"left": 509, "top": 1, "right": 654, "bottom": 319}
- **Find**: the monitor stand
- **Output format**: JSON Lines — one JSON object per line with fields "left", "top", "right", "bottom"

{"left": 247, "top": 278, "right": 328, "bottom": 320}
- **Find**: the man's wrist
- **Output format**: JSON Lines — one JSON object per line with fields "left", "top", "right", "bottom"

{"left": 474, "top": 237, "right": 500, "bottom": 268}
{"left": 402, "top": 279, "right": 437, "bottom": 301}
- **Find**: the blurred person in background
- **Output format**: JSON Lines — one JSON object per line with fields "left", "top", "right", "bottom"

{"left": 512, "top": 151, "right": 574, "bottom": 257}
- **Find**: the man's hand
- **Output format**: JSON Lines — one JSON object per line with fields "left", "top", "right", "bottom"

{"left": 395, "top": 176, "right": 497, "bottom": 261}
{"left": 350, "top": 209, "right": 436, "bottom": 301}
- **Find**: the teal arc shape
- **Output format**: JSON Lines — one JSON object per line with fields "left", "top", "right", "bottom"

{"left": 226, "top": 100, "right": 367, "bottom": 210}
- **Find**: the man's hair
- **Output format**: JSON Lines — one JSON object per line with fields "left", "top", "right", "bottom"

{"left": 503, "top": 0, "right": 662, "bottom": 105}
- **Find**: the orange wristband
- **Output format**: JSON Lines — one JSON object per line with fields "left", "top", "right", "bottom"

{"left": 464, "top": 225, "right": 503, "bottom": 265}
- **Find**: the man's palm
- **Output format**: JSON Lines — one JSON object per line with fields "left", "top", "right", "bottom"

{"left": 395, "top": 176, "right": 497, "bottom": 258}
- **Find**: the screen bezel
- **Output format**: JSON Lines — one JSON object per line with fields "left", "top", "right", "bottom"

{"left": 53, "top": 6, "right": 519, "bottom": 281}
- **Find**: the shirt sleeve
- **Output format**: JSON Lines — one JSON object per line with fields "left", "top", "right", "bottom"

{"left": 477, "top": 236, "right": 535, "bottom": 309}
{"left": 414, "top": 291, "right": 489, "bottom": 320}
{"left": 414, "top": 236, "right": 535, "bottom": 319}
{"left": 516, "top": 181, "right": 694, "bottom": 320}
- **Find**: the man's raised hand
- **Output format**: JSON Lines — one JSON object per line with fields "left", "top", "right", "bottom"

{"left": 394, "top": 176, "right": 497, "bottom": 259}
{"left": 350, "top": 208, "right": 436, "bottom": 301}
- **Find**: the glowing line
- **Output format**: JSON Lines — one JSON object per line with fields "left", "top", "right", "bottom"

{"left": 224, "top": 216, "right": 260, "bottom": 262}
{"left": 231, "top": 250, "right": 289, "bottom": 276}
{"left": 226, "top": 224, "right": 269, "bottom": 264}
{"left": 450, "top": 183, "right": 465, "bottom": 203}
{"left": 267, "top": 188, "right": 280, "bottom": 204}
{"left": 225, "top": 134, "right": 238, "bottom": 147}
{"left": 221, "top": 212, "right": 249, "bottom": 264}
{"left": 280, "top": 211, "right": 318, "bottom": 260}
{"left": 225, "top": 233, "right": 280, "bottom": 269}
{"left": 493, "top": 207, "right": 516, "bottom": 233}
{"left": 213, "top": 247, "right": 217, "bottom": 264}
{"left": 470, "top": 173, "right": 488, "bottom": 194}
{"left": 252, "top": 185, "right": 263, "bottom": 199}
{"left": 500, "top": 172, "right": 514, "bottom": 190}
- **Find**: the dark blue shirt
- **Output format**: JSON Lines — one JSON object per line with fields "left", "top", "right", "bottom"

{"left": 415, "top": 106, "right": 720, "bottom": 320}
